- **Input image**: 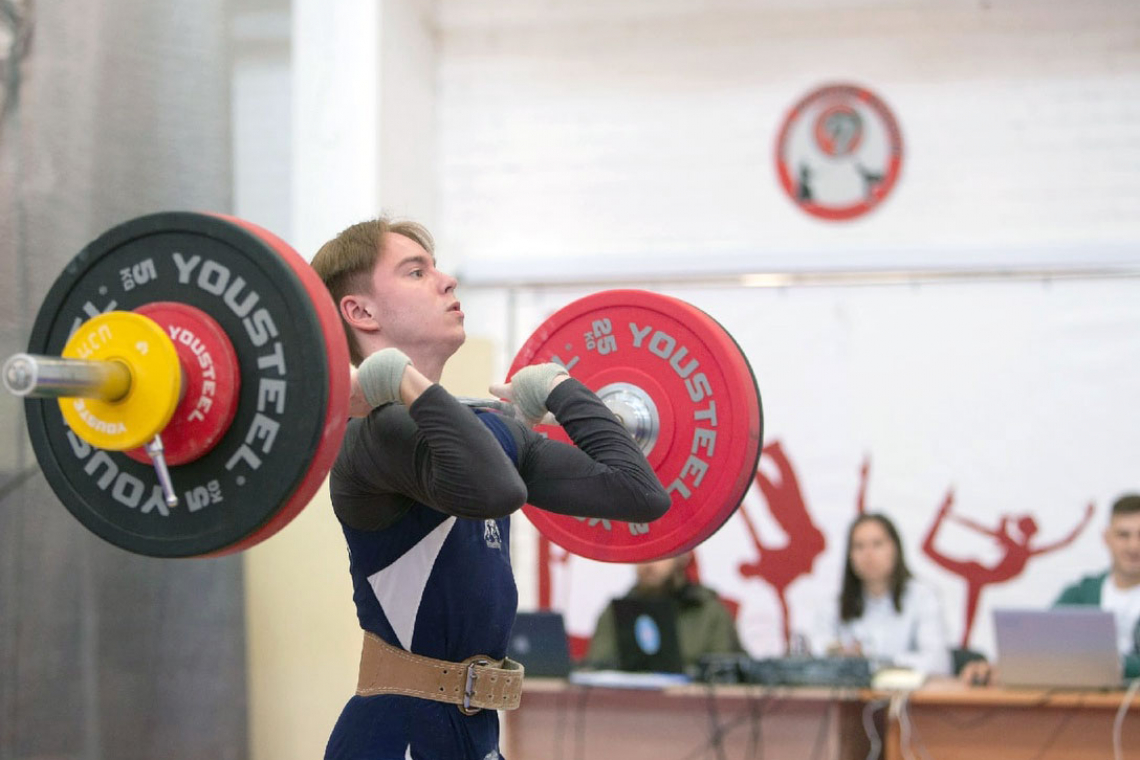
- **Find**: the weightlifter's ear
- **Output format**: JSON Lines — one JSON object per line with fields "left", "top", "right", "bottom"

{"left": 341, "top": 294, "right": 380, "bottom": 333}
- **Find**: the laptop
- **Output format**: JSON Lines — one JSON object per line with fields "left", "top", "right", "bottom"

{"left": 611, "top": 597, "right": 685, "bottom": 674}
{"left": 506, "top": 611, "right": 572, "bottom": 678}
{"left": 993, "top": 608, "right": 1122, "bottom": 689}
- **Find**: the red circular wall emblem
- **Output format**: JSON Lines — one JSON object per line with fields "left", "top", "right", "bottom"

{"left": 775, "top": 83, "right": 903, "bottom": 221}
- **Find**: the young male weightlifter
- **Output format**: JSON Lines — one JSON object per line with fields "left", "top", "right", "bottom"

{"left": 312, "top": 218, "right": 671, "bottom": 760}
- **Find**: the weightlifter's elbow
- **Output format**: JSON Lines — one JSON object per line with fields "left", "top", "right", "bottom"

{"left": 482, "top": 479, "right": 529, "bottom": 518}
{"left": 616, "top": 482, "right": 671, "bottom": 524}
{"left": 641, "top": 486, "right": 672, "bottom": 522}
{"left": 446, "top": 476, "right": 528, "bottom": 520}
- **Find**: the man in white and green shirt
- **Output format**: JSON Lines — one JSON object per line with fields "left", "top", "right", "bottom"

{"left": 1055, "top": 493, "right": 1140, "bottom": 678}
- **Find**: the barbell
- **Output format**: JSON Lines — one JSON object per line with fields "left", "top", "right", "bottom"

{"left": 4, "top": 212, "right": 763, "bottom": 562}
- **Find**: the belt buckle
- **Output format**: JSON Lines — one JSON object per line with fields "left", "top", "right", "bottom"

{"left": 460, "top": 658, "right": 490, "bottom": 715}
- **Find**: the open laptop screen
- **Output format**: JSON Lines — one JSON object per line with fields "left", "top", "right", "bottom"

{"left": 994, "top": 607, "right": 1121, "bottom": 689}
{"left": 506, "top": 611, "right": 572, "bottom": 678}
{"left": 611, "top": 597, "right": 685, "bottom": 674}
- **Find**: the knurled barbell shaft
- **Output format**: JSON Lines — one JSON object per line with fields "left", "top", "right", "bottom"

{"left": 2, "top": 355, "right": 530, "bottom": 420}
{"left": 453, "top": 396, "right": 515, "bottom": 415}
{"left": 3, "top": 353, "right": 132, "bottom": 401}
{"left": 3, "top": 356, "right": 598, "bottom": 436}
{"left": 3, "top": 354, "right": 539, "bottom": 415}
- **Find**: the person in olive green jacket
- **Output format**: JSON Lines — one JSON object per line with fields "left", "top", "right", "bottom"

{"left": 585, "top": 552, "right": 744, "bottom": 669}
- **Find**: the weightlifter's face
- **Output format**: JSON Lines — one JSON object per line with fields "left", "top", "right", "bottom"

{"left": 368, "top": 232, "right": 465, "bottom": 356}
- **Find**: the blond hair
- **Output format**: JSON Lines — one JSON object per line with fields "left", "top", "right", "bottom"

{"left": 311, "top": 217, "right": 434, "bottom": 365}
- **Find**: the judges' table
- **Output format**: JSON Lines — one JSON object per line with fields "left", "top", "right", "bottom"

{"left": 885, "top": 679, "right": 1140, "bottom": 760}
{"left": 503, "top": 677, "right": 1140, "bottom": 760}
{"left": 501, "top": 678, "right": 873, "bottom": 760}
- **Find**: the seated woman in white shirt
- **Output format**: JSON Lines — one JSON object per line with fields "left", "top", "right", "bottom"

{"left": 817, "top": 513, "right": 951, "bottom": 676}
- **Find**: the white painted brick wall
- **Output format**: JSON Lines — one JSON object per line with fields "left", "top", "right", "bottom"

{"left": 232, "top": 33, "right": 293, "bottom": 238}
{"left": 379, "top": 0, "right": 441, "bottom": 229}
{"left": 437, "top": 0, "right": 1140, "bottom": 278}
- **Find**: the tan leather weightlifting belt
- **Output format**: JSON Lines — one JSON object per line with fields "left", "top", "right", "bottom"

{"left": 355, "top": 631, "right": 525, "bottom": 714}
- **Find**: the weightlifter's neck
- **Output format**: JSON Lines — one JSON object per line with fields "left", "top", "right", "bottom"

{"left": 390, "top": 342, "right": 449, "bottom": 385}
{"left": 406, "top": 351, "right": 445, "bottom": 384}
{"left": 361, "top": 337, "right": 449, "bottom": 384}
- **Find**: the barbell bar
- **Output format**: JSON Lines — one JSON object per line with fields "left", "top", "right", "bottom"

{"left": 7, "top": 212, "right": 763, "bottom": 562}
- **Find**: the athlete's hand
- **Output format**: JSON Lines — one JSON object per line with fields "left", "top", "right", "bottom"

{"left": 489, "top": 363, "right": 568, "bottom": 427}
{"left": 349, "top": 348, "right": 432, "bottom": 415}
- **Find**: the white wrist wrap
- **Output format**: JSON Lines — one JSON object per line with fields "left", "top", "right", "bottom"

{"left": 509, "top": 363, "right": 567, "bottom": 422}
{"left": 357, "top": 348, "right": 412, "bottom": 408}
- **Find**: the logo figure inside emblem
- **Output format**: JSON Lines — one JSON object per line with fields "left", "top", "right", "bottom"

{"left": 815, "top": 104, "right": 863, "bottom": 157}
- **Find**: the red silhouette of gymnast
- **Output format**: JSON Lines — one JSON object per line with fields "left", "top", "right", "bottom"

{"left": 922, "top": 489, "right": 1094, "bottom": 647}
{"left": 738, "top": 440, "right": 827, "bottom": 648}
{"left": 856, "top": 456, "right": 870, "bottom": 515}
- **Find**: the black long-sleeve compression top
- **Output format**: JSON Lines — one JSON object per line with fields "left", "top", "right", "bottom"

{"left": 331, "top": 378, "right": 671, "bottom": 531}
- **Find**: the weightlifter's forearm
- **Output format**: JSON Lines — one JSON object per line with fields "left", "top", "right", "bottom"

{"left": 539, "top": 381, "right": 671, "bottom": 522}
{"left": 549, "top": 382, "right": 668, "bottom": 493}
{"left": 407, "top": 384, "right": 528, "bottom": 519}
